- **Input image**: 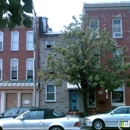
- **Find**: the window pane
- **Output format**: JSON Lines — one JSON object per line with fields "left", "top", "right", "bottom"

{"left": 114, "top": 108, "right": 128, "bottom": 114}
{"left": 12, "top": 70, "right": 17, "bottom": 79}
{"left": 27, "top": 32, "right": 33, "bottom": 50}
{"left": 112, "top": 91, "right": 123, "bottom": 103}
{"left": 47, "top": 93, "right": 54, "bottom": 100}
{"left": 11, "top": 32, "right": 19, "bottom": 50}
{"left": 47, "top": 85, "right": 54, "bottom": 92}
{"left": 27, "top": 70, "right": 33, "bottom": 79}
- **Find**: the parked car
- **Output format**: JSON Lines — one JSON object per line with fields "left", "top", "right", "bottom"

{"left": 83, "top": 106, "right": 130, "bottom": 130}
{"left": 0, "top": 107, "right": 32, "bottom": 119}
{"left": 0, "top": 107, "right": 80, "bottom": 130}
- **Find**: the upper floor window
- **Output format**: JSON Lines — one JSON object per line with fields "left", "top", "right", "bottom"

{"left": 11, "top": 31, "right": 19, "bottom": 51}
{"left": 112, "top": 19, "right": 122, "bottom": 38}
{"left": 46, "top": 85, "right": 56, "bottom": 102}
{"left": 0, "top": 59, "right": 3, "bottom": 80}
{"left": 26, "top": 31, "right": 33, "bottom": 51}
{"left": 0, "top": 31, "right": 3, "bottom": 51}
{"left": 10, "top": 58, "right": 18, "bottom": 80}
{"left": 45, "top": 41, "right": 55, "bottom": 49}
{"left": 90, "top": 19, "right": 99, "bottom": 38}
{"left": 26, "top": 58, "right": 33, "bottom": 81}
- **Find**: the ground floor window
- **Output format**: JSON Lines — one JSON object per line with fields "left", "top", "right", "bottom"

{"left": 111, "top": 85, "right": 124, "bottom": 105}
{"left": 89, "top": 88, "right": 95, "bottom": 106}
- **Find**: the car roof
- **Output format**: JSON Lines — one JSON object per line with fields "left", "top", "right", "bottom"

{"left": 29, "top": 108, "right": 53, "bottom": 112}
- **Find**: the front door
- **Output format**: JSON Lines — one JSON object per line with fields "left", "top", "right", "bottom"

{"left": 70, "top": 91, "right": 78, "bottom": 111}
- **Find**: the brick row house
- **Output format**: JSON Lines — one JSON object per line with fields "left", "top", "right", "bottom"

{"left": 0, "top": 25, "right": 39, "bottom": 113}
{"left": 82, "top": 2, "right": 130, "bottom": 113}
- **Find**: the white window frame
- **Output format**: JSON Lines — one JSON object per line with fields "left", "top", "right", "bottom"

{"left": 45, "top": 41, "right": 55, "bottom": 49}
{"left": 10, "top": 58, "right": 18, "bottom": 81}
{"left": 0, "top": 31, "right": 3, "bottom": 51}
{"left": 45, "top": 85, "right": 56, "bottom": 102}
{"left": 111, "top": 85, "right": 125, "bottom": 106}
{"left": 90, "top": 19, "right": 99, "bottom": 38}
{"left": 112, "top": 19, "right": 122, "bottom": 38}
{"left": 26, "top": 58, "right": 34, "bottom": 81}
{"left": 26, "top": 31, "right": 34, "bottom": 51}
{"left": 0, "top": 59, "right": 3, "bottom": 81}
{"left": 11, "top": 31, "right": 19, "bottom": 51}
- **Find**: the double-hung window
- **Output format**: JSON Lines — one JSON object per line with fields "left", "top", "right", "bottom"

{"left": 26, "top": 31, "right": 33, "bottom": 51}
{"left": 10, "top": 58, "right": 18, "bottom": 80}
{"left": 26, "top": 58, "right": 33, "bottom": 81}
{"left": 11, "top": 31, "right": 19, "bottom": 51}
{"left": 90, "top": 19, "right": 99, "bottom": 38}
{"left": 112, "top": 19, "right": 122, "bottom": 38}
{"left": 46, "top": 85, "right": 56, "bottom": 102}
{"left": 0, "top": 59, "right": 2, "bottom": 80}
{"left": 0, "top": 31, "right": 3, "bottom": 51}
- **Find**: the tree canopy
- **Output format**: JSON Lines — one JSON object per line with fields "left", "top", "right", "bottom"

{"left": 0, "top": 0, "right": 33, "bottom": 30}
{"left": 38, "top": 15, "right": 130, "bottom": 116}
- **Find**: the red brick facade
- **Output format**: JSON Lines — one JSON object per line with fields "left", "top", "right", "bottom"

{"left": 83, "top": 2, "right": 130, "bottom": 113}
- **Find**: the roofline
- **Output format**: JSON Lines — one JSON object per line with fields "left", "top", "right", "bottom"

{"left": 83, "top": 2, "right": 130, "bottom": 11}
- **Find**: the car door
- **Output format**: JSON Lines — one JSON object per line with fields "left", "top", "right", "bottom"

{"left": 107, "top": 107, "right": 129, "bottom": 127}
{"left": 13, "top": 110, "right": 45, "bottom": 130}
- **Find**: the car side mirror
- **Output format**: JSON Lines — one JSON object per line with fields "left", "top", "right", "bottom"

{"left": 19, "top": 116, "right": 24, "bottom": 120}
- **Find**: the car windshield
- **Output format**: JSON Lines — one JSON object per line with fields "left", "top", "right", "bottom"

{"left": 3, "top": 108, "right": 19, "bottom": 115}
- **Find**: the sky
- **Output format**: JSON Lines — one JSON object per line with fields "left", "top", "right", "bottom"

{"left": 33, "top": 0, "right": 130, "bottom": 31}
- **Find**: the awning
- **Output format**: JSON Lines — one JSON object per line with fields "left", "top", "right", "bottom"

{"left": 67, "top": 83, "right": 80, "bottom": 90}
{"left": 0, "top": 81, "right": 39, "bottom": 89}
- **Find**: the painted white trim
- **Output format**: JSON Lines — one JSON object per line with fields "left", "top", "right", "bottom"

{"left": 10, "top": 58, "right": 18, "bottom": 81}
{"left": 45, "top": 85, "right": 56, "bottom": 102}
{"left": 0, "top": 31, "right": 3, "bottom": 51}
{"left": 26, "top": 31, "right": 34, "bottom": 51}
{"left": 0, "top": 91, "right": 5, "bottom": 113}
{"left": 112, "top": 19, "right": 122, "bottom": 38}
{"left": 11, "top": 31, "right": 19, "bottom": 51}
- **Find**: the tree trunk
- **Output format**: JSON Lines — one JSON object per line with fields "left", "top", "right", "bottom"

{"left": 82, "top": 89, "right": 88, "bottom": 116}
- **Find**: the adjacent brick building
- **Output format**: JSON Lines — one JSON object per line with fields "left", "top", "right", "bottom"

{"left": 83, "top": 2, "right": 130, "bottom": 113}
{"left": 0, "top": 25, "right": 39, "bottom": 113}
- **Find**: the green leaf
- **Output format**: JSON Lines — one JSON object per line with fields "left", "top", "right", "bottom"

{"left": 23, "top": 17, "right": 32, "bottom": 28}
{"left": 12, "top": 14, "right": 22, "bottom": 25}
{"left": 23, "top": 4, "right": 32, "bottom": 13}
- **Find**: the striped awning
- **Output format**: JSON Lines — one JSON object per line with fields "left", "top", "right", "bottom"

{"left": 0, "top": 81, "right": 39, "bottom": 89}
{"left": 67, "top": 83, "right": 80, "bottom": 90}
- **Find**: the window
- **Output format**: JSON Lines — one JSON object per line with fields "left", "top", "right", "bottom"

{"left": 26, "top": 31, "right": 33, "bottom": 50}
{"left": 112, "top": 19, "right": 122, "bottom": 38}
{"left": 112, "top": 85, "right": 125, "bottom": 105}
{"left": 26, "top": 58, "right": 33, "bottom": 81}
{"left": 11, "top": 31, "right": 19, "bottom": 51}
{"left": 0, "top": 31, "right": 3, "bottom": 51}
{"left": 10, "top": 59, "right": 18, "bottom": 80}
{"left": 23, "top": 111, "right": 44, "bottom": 120}
{"left": 0, "top": 59, "right": 2, "bottom": 80}
{"left": 46, "top": 85, "right": 56, "bottom": 102}
{"left": 90, "top": 19, "right": 99, "bottom": 38}
{"left": 114, "top": 48, "right": 123, "bottom": 66}
{"left": 114, "top": 107, "right": 128, "bottom": 114}
{"left": 45, "top": 41, "right": 55, "bottom": 49}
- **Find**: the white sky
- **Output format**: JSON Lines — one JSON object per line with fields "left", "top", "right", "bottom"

{"left": 33, "top": 0, "right": 129, "bottom": 31}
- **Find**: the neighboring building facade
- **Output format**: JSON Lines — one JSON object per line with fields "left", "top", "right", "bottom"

{"left": 83, "top": 2, "right": 130, "bottom": 113}
{"left": 38, "top": 17, "right": 84, "bottom": 114}
{"left": 0, "top": 25, "right": 39, "bottom": 113}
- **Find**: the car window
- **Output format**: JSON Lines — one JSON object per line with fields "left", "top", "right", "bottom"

{"left": 23, "top": 111, "right": 44, "bottom": 120}
{"left": 114, "top": 107, "right": 128, "bottom": 114}
{"left": 19, "top": 108, "right": 29, "bottom": 114}
{"left": 4, "top": 108, "right": 19, "bottom": 115}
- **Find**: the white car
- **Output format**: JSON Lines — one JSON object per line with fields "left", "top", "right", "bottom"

{"left": 83, "top": 106, "right": 130, "bottom": 130}
{"left": 0, "top": 108, "right": 81, "bottom": 130}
